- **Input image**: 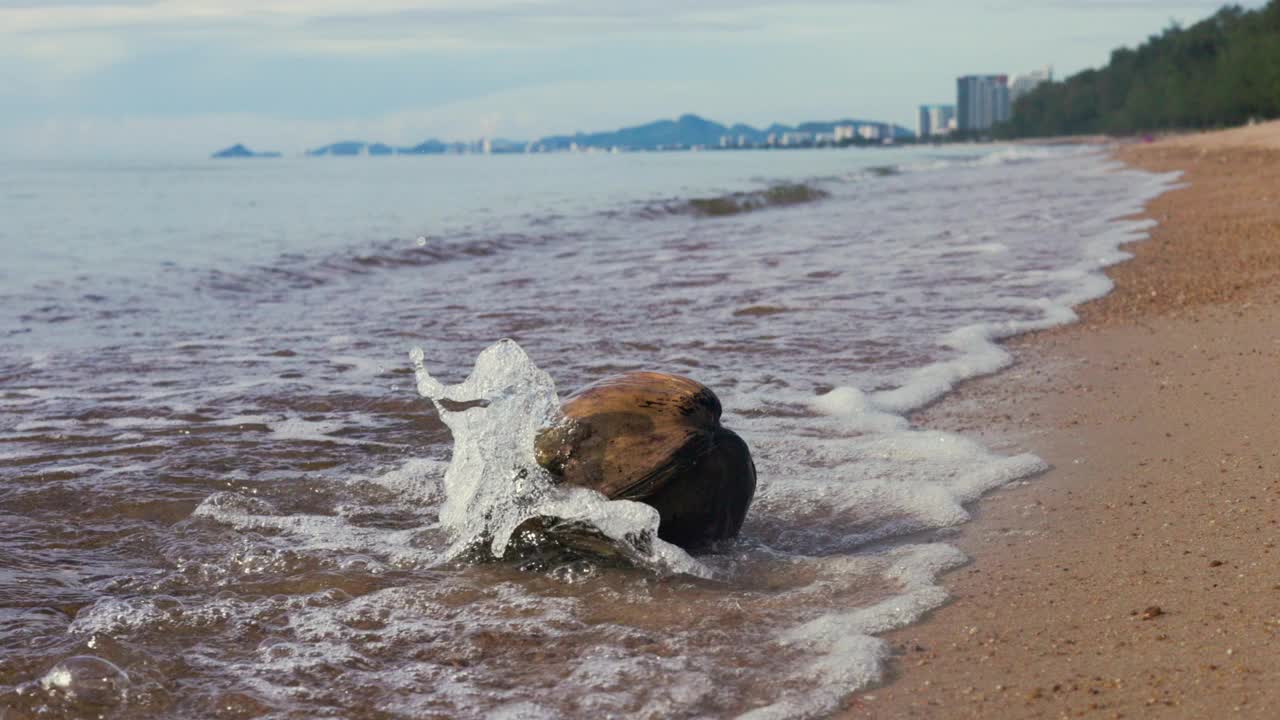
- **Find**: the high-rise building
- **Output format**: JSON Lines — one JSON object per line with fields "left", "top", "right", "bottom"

{"left": 956, "top": 75, "right": 1010, "bottom": 132}
{"left": 918, "top": 104, "right": 957, "bottom": 138}
{"left": 1010, "top": 66, "right": 1054, "bottom": 104}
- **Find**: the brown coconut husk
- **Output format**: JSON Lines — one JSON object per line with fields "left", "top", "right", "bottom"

{"left": 534, "top": 371, "right": 756, "bottom": 549}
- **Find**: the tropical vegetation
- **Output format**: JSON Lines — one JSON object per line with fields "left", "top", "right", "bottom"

{"left": 996, "top": 1, "right": 1280, "bottom": 137}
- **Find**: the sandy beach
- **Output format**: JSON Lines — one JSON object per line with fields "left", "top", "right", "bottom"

{"left": 841, "top": 122, "right": 1280, "bottom": 718}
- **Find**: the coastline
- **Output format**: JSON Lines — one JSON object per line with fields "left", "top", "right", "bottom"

{"left": 840, "top": 122, "right": 1280, "bottom": 718}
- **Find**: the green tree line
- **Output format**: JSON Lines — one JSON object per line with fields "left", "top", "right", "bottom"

{"left": 996, "top": 1, "right": 1280, "bottom": 138}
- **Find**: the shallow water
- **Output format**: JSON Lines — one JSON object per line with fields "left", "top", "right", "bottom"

{"left": 0, "top": 146, "right": 1175, "bottom": 718}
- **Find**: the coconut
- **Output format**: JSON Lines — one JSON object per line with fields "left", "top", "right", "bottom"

{"left": 534, "top": 371, "right": 756, "bottom": 549}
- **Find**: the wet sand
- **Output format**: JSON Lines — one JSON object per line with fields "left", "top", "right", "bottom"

{"left": 841, "top": 122, "right": 1280, "bottom": 718}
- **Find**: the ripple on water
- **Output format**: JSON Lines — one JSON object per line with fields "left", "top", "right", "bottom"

{"left": 0, "top": 147, "right": 1177, "bottom": 718}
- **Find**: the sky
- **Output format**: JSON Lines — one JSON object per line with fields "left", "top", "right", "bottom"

{"left": 0, "top": 0, "right": 1265, "bottom": 157}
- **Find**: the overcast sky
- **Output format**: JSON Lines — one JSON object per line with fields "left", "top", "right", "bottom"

{"left": 0, "top": 0, "right": 1262, "bottom": 157}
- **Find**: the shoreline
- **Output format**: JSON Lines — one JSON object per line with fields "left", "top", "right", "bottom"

{"left": 840, "top": 122, "right": 1280, "bottom": 718}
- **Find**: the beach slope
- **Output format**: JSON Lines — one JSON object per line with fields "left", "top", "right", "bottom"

{"left": 843, "top": 121, "right": 1280, "bottom": 718}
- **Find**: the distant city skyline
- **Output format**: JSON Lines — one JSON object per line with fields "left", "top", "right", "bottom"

{"left": 0, "top": 0, "right": 1267, "bottom": 158}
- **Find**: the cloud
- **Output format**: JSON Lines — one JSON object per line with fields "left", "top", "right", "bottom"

{"left": 0, "top": 71, "right": 870, "bottom": 159}
{"left": 2, "top": 0, "right": 1265, "bottom": 158}
{"left": 1, "top": 31, "right": 127, "bottom": 74}
{"left": 0, "top": 0, "right": 889, "bottom": 89}
{"left": 0, "top": 33, "right": 129, "bottom": 107}
{"left": 0, "top": 0, "right": 884, "bottom": 40}
{"left": 0, "top": 77, "right": 708, "bottom": 158}
{"left": 3, "top": 0, "right": 1257, "bottom": 51}
{"left": 0, "top": 1, "right": 157, "bottom": 7}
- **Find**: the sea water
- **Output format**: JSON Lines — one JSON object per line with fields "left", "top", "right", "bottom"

{"left": 0, "top": 146, "right": 1176, "bottom": 718}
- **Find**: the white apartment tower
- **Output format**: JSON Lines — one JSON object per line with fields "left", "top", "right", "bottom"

{"left": 1010, "top": 66, "right": 1054, "bottom": 103}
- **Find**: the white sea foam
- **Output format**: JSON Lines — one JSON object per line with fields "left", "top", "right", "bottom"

{"left": 191, "top": 491, "right": 441, "bottom": 569}
{"left": 725, "top": 150, "right": 1179, "bottom": 718}
{"left": 853, "top": 167, "right": 1176, "bottom": 418}
{"left": 742, "top": 543, "right": 967, "bottom": 719}
{"left": 810, "top": 386, "right": 907, "bottom": 433}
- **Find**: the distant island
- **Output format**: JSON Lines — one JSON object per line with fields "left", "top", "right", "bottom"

{"left": 219, "top": 113, "right": 914, "bottom": 158}
{"left": 304, "top": 139, "right": 526, "bottom": 156}
{"left": 211, "top": 144, "right": 281, "bottom": 159}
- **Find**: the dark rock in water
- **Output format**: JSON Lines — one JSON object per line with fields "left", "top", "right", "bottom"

{"left": 501, "top": 515, "right": 651, "bottom": 570}
{"left": 534, "top": 371, "right": 756, "bottom": 549}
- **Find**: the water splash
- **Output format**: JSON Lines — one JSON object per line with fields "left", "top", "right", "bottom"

{"left": 410, "top": 339, "right": 707, "bottom": 576}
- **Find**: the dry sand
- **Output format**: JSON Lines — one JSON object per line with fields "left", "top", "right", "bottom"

{"left": 838, "top": 121, "right": 1280, "bottom": 719}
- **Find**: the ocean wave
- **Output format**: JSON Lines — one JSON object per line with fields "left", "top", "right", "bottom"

{"left": 890, "top": 143, "right": 1094, "bottom": 176}
{"left": 644, "top": 182, "right": 831, "bottom": 218}
{"left": 194, "top": 231, "right": 571, "bottom": 295}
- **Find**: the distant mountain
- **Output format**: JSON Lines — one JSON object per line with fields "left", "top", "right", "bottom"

{"left": 305, "top": 138, "right": 528, "bottom": 155}
{"left": 211, "top": 144, "right": 280, "bottom": 159}
{"left": 534, "top": 114, "right": 730, "bottom": 151}
{"left": 400, "top": 139, "right": 449, "bottom": 155}
{"left": 306, "top": 141, "right": 367, "bottom": 157}
{"left": 486, "top": 138, "right": 528, "bottom": 153}
{"left": 289, "top": 113, "right": 914, "bottom": 158}
{"left": 530, "top": 114, "right": 914, "bottom": 151}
